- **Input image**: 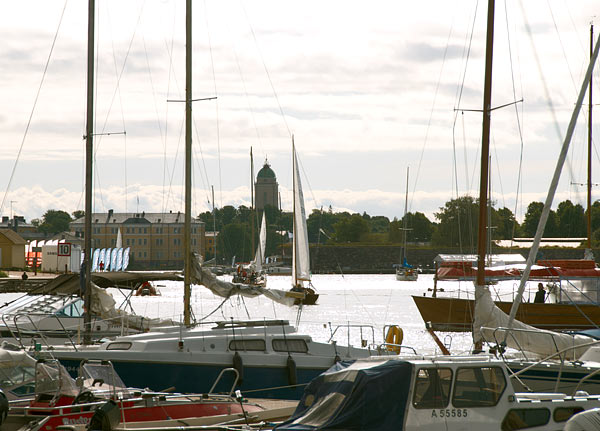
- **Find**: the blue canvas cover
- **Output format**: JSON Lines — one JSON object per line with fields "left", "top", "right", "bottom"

{"left": 275, "top": 359, "right": 413, "bottom": 431}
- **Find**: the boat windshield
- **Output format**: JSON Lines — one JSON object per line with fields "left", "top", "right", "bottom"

{"left": 55, "top": 299, "right": 85, "bottom": 317}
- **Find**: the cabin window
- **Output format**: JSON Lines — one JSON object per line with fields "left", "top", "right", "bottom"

{"left": 412, "top": 367, "right": 452, "bottom": 409}
{"left": 55, "top": 299, "right": 84, "bottom": 318}
{"left": 272, "top": 339, "right": 309, "bottom": 353}
{"left": 553, "top": 406, "right": 584, "bottom": 423}
{"left": 502, "top": 408, "right": 550, "bottom": 430}
{"left": 452, "top": 366, "right": 506, "bottom": 407}
{"left": 229, "top": 339, "right": 266, "bottom": 351}
{"left": 106, "top": 342, "right": 132, "bottom": 350}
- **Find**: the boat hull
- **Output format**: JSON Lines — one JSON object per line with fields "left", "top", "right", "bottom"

{"left": 412, "top": 295, "right": 600, "bottom": 332}
{"left": 57, "top": 358, "right": 326, "bottom": 400}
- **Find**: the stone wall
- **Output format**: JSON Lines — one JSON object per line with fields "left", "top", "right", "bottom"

{"left": 304, "top": 245, "right": 596, "bottom": 274}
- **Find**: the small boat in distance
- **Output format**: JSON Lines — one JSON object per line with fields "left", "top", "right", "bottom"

{"left": 288, "top": 139, "right": 318, "bottom": 306}
{"left": 396, "top": 166, "right": 418, "bottom": 282}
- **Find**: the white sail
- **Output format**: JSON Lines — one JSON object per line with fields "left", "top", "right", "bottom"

{"left": 253, "top": 212, "right": 267, "bottom": 272}
{"left": 292, "top": 143, "right": 311, "bottom": 286}
{"left": 116, "top": 228, "right": 122, "bottom": 249}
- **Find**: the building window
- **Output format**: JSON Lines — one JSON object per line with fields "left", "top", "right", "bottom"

{"left": 138, "top": 238, "right": 142, "bottom": 245}
{"left": 143, "top": 238, "right": 147, "bottom": 245}
{"left": 144, "top": 227, "right": 147, "bottom": 233}
{"left": 138, "top": 228, "right": 142, "bottom": 234}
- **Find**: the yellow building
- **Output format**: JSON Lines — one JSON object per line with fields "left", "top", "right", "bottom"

{"left": 70, "top": 210, "right": 205, "bottom": 270}
{"left": 0, "top": 229, "right": 26, "bottom": 269}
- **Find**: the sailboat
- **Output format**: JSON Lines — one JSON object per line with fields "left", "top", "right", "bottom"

{"left": 395, "top": 166, "right": 418, "bottom": 281}
{"left": 409, "top": 3, "right": 600, "bottom": 395}
{"left": 233, "top": 211, "right": 267, "bottom": 287}
{"left": 288, "top": 138, "right": 318, "bottom": 306}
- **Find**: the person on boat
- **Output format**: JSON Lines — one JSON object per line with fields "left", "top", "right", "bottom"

{"left": 21, "top": 272, "right": 28, "bottom": 280}
{"left": 534, "top": 283, "right": 546, "bottom": 303}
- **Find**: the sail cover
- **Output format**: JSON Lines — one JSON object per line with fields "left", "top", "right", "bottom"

{"left": 190, "top": 253, "right": 296, "bottom": 306}
{"left": 292, "top": 147, "right": 311, "bottom": 285}
{"left": 275, "top": 359, "right": 412, "bottom": 431}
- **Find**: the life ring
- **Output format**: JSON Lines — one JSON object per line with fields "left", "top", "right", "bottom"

{"left": 385, "top": 325, "right": 403, "bottom": 354}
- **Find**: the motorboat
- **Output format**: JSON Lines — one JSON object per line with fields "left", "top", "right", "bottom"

{"left": 274, "top": 354, "right": 600, "bottom": 430}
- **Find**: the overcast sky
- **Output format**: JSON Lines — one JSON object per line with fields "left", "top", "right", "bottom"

{"left": 0, "top": 0, "right": 599, "bottom": 225}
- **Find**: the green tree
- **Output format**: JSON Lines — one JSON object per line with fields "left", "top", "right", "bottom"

{"left": 403, "top": 212, "right": 434, "bottom": 242}
{"left": 492, "top": 207, "right": 518, "bottom": 240}
{"left": 72, "top": 210, "right": 85, "bottom": 220}
{"left": 38, "top": 210, "right": 72, "bottom": 234}
{"left": 557, "top": 200, "right": 586, "bottom": 237}
{"left": 520, "top": 202, "right": 559, "bottom": 237}
{"left": 306, "top": 208, "right": 340, "bottom": 243}
{"left": 368, "top": 216, "right": 390, "bottom": 233}
{"left": 431, "top": 196, "right": 478, "bottom": 247}
{"left": 388, "top": 217, "right": 403, "bottom": 243}
{"left": 333, "top": 213, "right": 369, "bottom": 242}
{"left": 218, "top": 223, "right": 251, "bottom": 262}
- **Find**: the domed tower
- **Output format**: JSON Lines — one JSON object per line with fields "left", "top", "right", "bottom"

{"left": 255, "top": 159, "right": 279, "bottom": 210}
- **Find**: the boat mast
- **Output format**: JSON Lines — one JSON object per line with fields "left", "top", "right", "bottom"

{"left": 83, "top": 0, "right": 95, "bottom": 345}
{"left": 212, "top": 185, "right": 217, "bottom": 264}
{"left": 251, "top": 147, "right": 255, "bottom": 261}
{"left": 401, "top": 166, "right": 409, "bottom": 265}
{"left": 476, "top": 0, "right": 495, "bottom": 292}
{"left": 292, "top": 136, "right": 297, "bottom": 287}
{"left": 588, "top": 24, "right": 594, "bottom": 250}
{"left": 183, "top": 0, "right": 192, "bottom": 327}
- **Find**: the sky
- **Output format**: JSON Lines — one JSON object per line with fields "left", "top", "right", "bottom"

{"left": 1, "top": 0, "right": 599, "bottom": 226}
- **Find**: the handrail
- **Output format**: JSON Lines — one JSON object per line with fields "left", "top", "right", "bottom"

{"left": 12, "top": 313, "right": 78, "bottom": 351}
{"left": 369, "top": 343, "right": 418, "bottom": 356}
{"left": 482, "top": 326, "right": 600, "bottom": 395}
{"left": 208, "top": 367, "right": 239, "bottom": 396}
{"left": 327, "top": 323, "right": 376, "bottom": 347}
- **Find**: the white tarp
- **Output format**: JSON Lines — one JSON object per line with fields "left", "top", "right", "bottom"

{"left": 474, "top": 286, "right": 593, "bottom": 360}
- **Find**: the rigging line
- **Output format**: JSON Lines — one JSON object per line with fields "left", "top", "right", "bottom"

{"left": 295, "top": 148, "right": 318, "bottom": 211}
{"left": 191, "top": 125, "right": 213, "bottom": 207}
{"left": 161, "top": 8, "right": 177, "bottom": 216}
{"left": 519, "top": 1, "right": 577, "bottom": 191}
{"left": 410, "top": 0, "right": 458, "bottom": 211}
{"left": 203, "top": 0, "right": 223, "bottom": 208}
{"left": 93, "top": 0, "right": 146, "bottom": 160}
{"left": 0, "top": 0, "right": 69, "bottom": 217}
{"left": 239, "top": 0, "right": 291, "bottom": 137}
{"left": 503, "top": 0, "right": 525, "bottom": 245}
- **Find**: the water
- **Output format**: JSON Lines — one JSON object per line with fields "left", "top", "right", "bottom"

{"left": 106, "top": 273, "right": 512, "bottom": 354}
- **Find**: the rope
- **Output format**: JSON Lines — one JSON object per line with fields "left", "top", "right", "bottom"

{"left": 0, "top": 0, "right": 69, "bottom": 216}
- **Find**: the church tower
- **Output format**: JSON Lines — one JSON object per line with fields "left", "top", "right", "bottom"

{"left": 255, "top": 159, "right": 279, "bottom": 210}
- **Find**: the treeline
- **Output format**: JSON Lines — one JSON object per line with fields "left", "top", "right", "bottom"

{"left": 198, "top": 196, "right": 599, "bottom": 262}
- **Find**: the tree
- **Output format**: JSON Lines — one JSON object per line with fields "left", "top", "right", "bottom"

{"left": 306, "top": 209, "right": 340, "bottom": 243}
{"left": 72, "top": 210, "right": 85, "bottom": 220}
{"left": 556, "top": 200, "right": 586, "bottom": 238}
{"left": 431, "top": 196, "right": 479, "bottom": 247}
{"left": 403, "top": 212, "right": 434, "bottom": 242}
{"left": 218, "top": 223, "right": 251, "bottom": 262}
{"left": 333, "top": 214, "right": 369, "bottom": 242}
{"left": 492, "top": 207, "right": 518, "bottom": 240}
{"left": 388, "top": 217, "right": 403, "bottom": 243}
{"left": 520, "top": 202, "right": 559, "bottom": 237}
{"left": 38, "top": 210, "right": 72, "bottom": 234}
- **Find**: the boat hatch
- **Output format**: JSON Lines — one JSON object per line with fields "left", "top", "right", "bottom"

{"left": 106, "top": 342, "right": 132, "bottom": 351}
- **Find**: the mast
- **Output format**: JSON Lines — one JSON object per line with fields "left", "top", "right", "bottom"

{"left": 183, "top": 0, "right": 192, "bottom": 327}
{"left": 588, "top": 23, "right": 594, "bottom": 250}
{"left": 292, "top": 136, "right": 297, "bottom": 287}
{"left": 83, "top": 0, "right": 95, "bottom": 345}
{"left": 250, "top": 147, "right": 255, "bottom": 261}
{"left": 475, "top": 0, "right": 495, "bottom": 291}
{"left": 401, "top": 166, "right": 409, "bottom": 265}
{"left": 212, "top": 185, "right": 216, "bottom": 264}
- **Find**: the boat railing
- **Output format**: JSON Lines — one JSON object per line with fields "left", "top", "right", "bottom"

{"left": 482, "top": 326, "right": 600, "bottom": 394}
{"left": 327, "top": 323, "right": 376, "bottom": 350}
{"left": 369, "top": 343, "right": 418, "bottom": 356}
{"left": 208, "top": 367, "right": 240, "bottom": 397}
{"left": 8, "top": 312, "right": 79, "bottom": 351}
